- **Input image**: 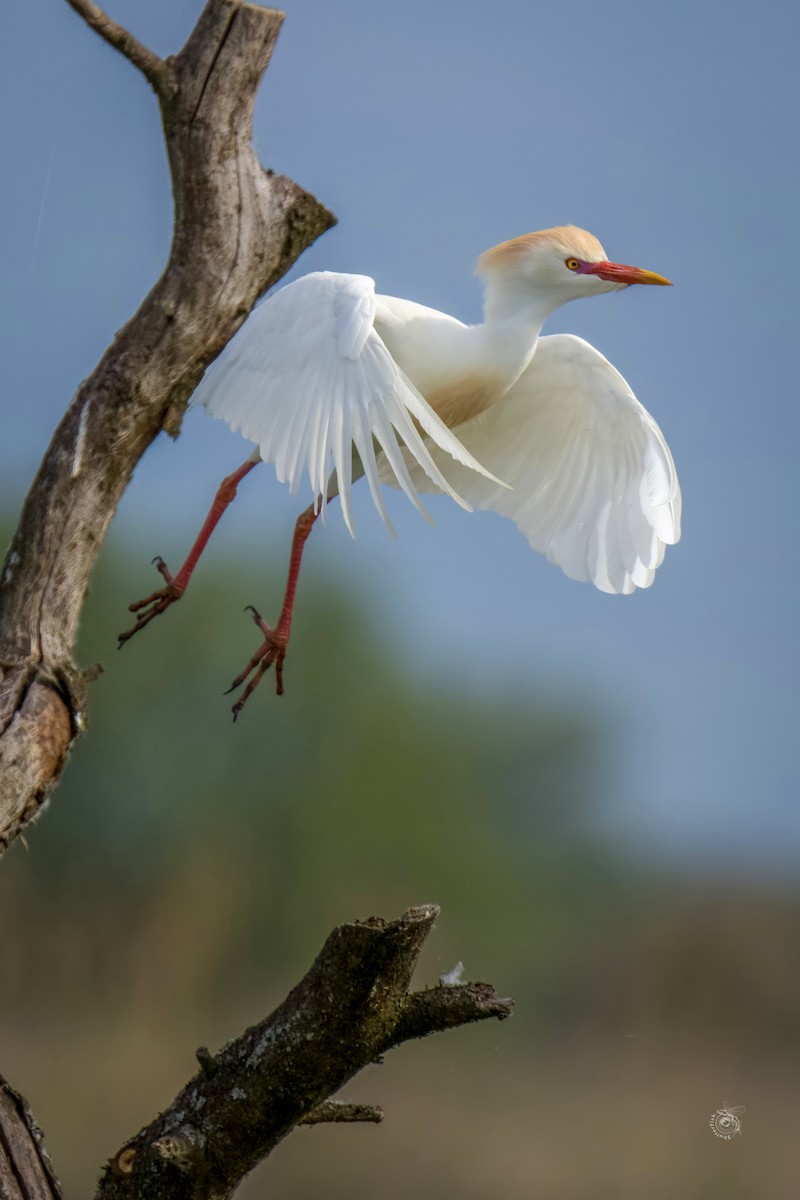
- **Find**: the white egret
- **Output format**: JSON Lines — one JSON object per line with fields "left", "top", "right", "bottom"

{"left": 120, "top": 226, "right": 680, "bottom": 717}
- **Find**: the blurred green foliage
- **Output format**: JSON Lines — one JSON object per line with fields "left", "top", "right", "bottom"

{"left": 11, "top": 524, "right": 612, "bottom": 994}
{"left": 1, "top": 520, "right": 799, "bottom": 1198}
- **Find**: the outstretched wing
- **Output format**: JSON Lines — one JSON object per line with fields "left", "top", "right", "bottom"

{"left": 390, "top": 333, "right": 681, "bottom": 594}
{"left": 191, "top": 271, "right": 499, "bottom": 536}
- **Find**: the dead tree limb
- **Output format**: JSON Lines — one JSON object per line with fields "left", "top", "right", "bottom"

{"left": 95, "top": 905, "right": 512, "bottom": 1200}
{"left": 63, "top": 0, "right": 168, "bottom": 88}
{"left": 0, "top": 907, "right": 511, "bottom": 1199}
{"left": 0, "top": 1073, "right": 62, "bottom": 1200}
{"left": 0, "top": 0, "right": 335, "bottom": 851}
{"left": 0, "top": 9, "right": 514, "bottom": 1200}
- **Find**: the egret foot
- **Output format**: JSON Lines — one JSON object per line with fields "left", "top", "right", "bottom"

{"left": 118, "top": 557, "right": 184, "bottom": 647}
{"left": 226, "top": 606, "right": 289, "bottom": 720}
{"left": 225, "top": 502, "right": 320, "bottom": 719}
{"left": 117, "top": 458, "right": 260, "bottom": 651}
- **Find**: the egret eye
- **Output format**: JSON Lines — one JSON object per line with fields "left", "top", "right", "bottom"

{"left": 566, "top": 258, "right": 580, "bottom": 271}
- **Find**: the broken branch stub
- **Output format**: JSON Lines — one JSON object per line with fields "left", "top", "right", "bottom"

{"left": 95, "top": 906, "right": 513, "bottom": 1200}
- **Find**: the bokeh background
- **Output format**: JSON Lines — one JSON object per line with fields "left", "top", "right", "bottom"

{"left": 1, "top": 1, "right": 799, "bottom": 1196}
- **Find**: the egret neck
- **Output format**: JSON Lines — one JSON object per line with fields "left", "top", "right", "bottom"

{"left": 476, "top": 272, "right": 566, "bottom": 393}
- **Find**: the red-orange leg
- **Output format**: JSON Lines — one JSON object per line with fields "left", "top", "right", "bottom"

{"left": 118, "top": 458, "right": 259, "bottom": 647}
{"left": 227, "top": 500, "right": 320, "bottom": 720}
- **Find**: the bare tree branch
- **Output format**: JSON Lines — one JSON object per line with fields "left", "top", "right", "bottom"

{"left": 0, "top": 11, "right": 514, "bottom": 1200}
{"left": 0, "top": 1073, "right": 62, "bottom": 1200}
{"left": 64, "top": 0, "right": 168, "bottom": 91}
{"left": 392, "top": 979, "right": 514, "bottom": 1043}
{"left": 92, "top": 905, "right": 512, "bottom": 1200}
{"left": 299, "top": 1101, "right": 385, "bottom": 1126}
{"left": 0, "top": 1, "right": 336, "bottom": 851}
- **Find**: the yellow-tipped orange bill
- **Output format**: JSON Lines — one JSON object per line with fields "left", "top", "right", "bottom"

{"left": 589, "top": 261, "right": 672, "bottom": 286}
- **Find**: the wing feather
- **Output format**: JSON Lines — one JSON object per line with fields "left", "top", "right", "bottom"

{"left": 191, "top": 272, "right": 501, "bottom": 535}
{"left": 384, "top": 333, "right": 681, "bottom": 594}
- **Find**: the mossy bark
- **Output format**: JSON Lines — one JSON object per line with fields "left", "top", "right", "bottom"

{"left": 95, "top": 906, "right": 512, "bottom": 1200}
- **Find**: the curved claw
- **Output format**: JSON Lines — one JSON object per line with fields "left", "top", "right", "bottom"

{"left": 118, "top": 559, "right": 183, "bottom": 648}
{"left": 226, "top": 615, "right": 287, "bottom": 717}
{"left": 153, "top": 556, "right": 174, "bottom": 583}
{"left": 230, "top": 643, "right": 286, "bottom": 720}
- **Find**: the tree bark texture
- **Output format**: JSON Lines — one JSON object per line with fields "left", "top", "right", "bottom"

{"left": 94, "top": 905, "right": 512, "bottom": 1200}
{"left": 0, "top": 8, "right": 515, "bottom": 1200}
{"left": 0, "top": 0, "right": 336, "bottom": 850}
{"left": 0, "top": 906, "right": 512, "bottom": 1200}
{"left": 0, "top": 1073, "right": 62, "bottom": 1200}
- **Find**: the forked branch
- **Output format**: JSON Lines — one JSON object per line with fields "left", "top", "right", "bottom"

{"left": 94, "top": 906, "right": 512, "bottom": 1200}
{"left": 0, "top": 10, "right": 514, "bottom": 1200}
{"left": 0, "top": 0, "right": 335, "bottom": 850}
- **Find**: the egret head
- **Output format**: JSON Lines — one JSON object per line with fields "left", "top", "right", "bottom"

{"left": 477, "top": 225, "right": 671, "bottom": 309}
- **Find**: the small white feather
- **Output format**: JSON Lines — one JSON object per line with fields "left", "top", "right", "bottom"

{"left": 439, "top": 961, "right": 465, "bottom": 987}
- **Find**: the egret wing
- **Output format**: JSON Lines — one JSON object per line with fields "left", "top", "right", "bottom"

{"left": 391, "top": 333, "right": 681, "bottom": 594}
{"left": 191, "top": 271, "right": 498, "bottom": 535}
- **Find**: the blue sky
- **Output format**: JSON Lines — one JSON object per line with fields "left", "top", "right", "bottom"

{"left": 2, "top": 0, "right": 799, "bottom": 868}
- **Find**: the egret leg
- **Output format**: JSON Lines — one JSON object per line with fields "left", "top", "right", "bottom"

{"left": 118, "top": 457, "right": 259, "bottom": 647}
{"left": 226, "top": 500, "right": 320, "bottom": 720}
